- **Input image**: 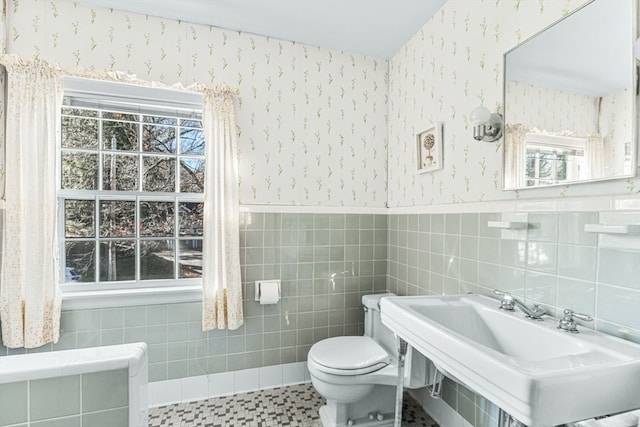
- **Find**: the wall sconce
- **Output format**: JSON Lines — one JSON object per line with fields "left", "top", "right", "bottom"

{"left": 470, "top": 106, "right": 503, "bottom": 142}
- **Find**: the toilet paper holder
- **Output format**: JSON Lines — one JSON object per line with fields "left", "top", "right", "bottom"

{"left": 254, "top": 280, "right": 281, "bottom": 304}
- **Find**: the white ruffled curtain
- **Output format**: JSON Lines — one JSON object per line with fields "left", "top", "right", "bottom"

{"left": 201, "top": 86, "right": 244, "bottom": 331}
{"left": 504, "top": 124, "right": 529, "bottom": 189}
{"left": 0, "top": 57, "right": 63, "bottom": 348}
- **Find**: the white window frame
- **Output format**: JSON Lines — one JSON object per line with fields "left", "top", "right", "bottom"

{"left": 58, "top": 78, "right": 205, "bottom": 309}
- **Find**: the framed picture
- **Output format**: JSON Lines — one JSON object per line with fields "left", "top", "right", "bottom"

{"left": 416, "top": 122, "right": 443, "bottom": 173}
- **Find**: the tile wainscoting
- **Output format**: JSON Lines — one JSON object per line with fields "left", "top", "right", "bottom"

{"left": 0, "top": 212, "right": 388, "bottom": 384}
{"left": 387, "top": 208, "right": 640, "bottom": 427}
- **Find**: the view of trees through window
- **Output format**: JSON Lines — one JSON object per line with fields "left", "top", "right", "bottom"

{"left": 60, "top": 106, "right": 205, "bottom": 285}
{"left": 525, "top": 151, "right": 567, "bottom": 187}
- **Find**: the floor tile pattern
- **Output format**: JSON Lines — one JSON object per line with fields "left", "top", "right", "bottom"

{"left": 149, "top": 383, "right": 438, "bottom": 427}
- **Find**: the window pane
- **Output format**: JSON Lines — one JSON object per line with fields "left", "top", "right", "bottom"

{"left": 141, "top": 240, "right": 175, "bottom": 280}
{"left": 142, "top": 124, "right": 176, "bottom": 153}
{"left": 144, "top": 116, "right": 177, "bottom": 126}
{"left": 179, "top": 239, "right": 202, "bottom": 278}
{"left": 61, "top": 151, "right": 98, "bottom": 190}
{"left": 180, "top": 158, "right": 205, "bottom": 193}
{"left": 143, "top": 156, "right": 176, "bottom": 192}
{"left": 102, "top": 112, "right": 139, "bottom": 121}
{"left": 99, "top": 200, "right": 136, "bottom": 237}
{"left": 65, "top": 200, "right": 95, "bottom": 238}
{"left": 62, "top": 117, "right": 99, "bottom": 149}
{"left": 140, "top": 201, "right": 174, "bottom": 237}
{"left": 180, "top": 119, "right": 202, "bottom": 128}
{"left": 538, "top": 155, "right": 552, "bottom": 178}
{"left": 103, "top": 120, "right": 139, "bottom": 151}
{"left": 180, "top": 128, "right": 205, "bottom": 155}
{"left": 65, "top": 241, "right": 96, "bottom": 283}
{"left": 102, "top": 154, "right": 139, "bottom": 191}
{"left": 179, "top": 202, "right": 204, "bottom": 237}
{"left": 62, "top": 107, "right": 98, "bottom": 118}
{"left": 99, "top": 240, "right": 136, "bottom": 282}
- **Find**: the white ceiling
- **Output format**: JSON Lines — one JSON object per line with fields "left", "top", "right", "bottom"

{"left": 72, "top": 0, "right": 447, "bottom": 59}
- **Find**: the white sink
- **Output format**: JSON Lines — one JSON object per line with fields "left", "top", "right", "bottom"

{"left": 380, "top": 294, "right": 640, "bottom": 427}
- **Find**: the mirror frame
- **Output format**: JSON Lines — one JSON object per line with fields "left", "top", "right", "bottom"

{"left": 501, "top": 0, "right": 638, "bottom": 191}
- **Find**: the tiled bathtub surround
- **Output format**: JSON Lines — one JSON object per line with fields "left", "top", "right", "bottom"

{"left": 0, "top": 370, "right": 129, "bottom": 427}
{"left": 0, "top": 343, "right": 147, "bottom": 427}
{"left": 387, "top": 210, "right": 640, "bottom": 427}
{"left": 0, "top": 213, "right": 388, "bottom": 384}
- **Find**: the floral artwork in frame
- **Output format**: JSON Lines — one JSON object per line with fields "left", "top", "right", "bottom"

{"left": 416, "top": 122, "right": 443, "bottom": 173}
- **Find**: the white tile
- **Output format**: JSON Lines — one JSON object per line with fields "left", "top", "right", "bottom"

{"left": 596, "top": 284, "right": 640, "bottom": 330}
{"left": 557, "top": 196, "right": 613, "bottom": 212}
{"left": 597, "top": 248, "right": 640, "bottom": 289}
{"left": 516, "top": 200, "right": 557, "bottom": 212}
{"left": 234, "top": 367, "right": 260, "bottom": 393}
{"left": 259, "top": 365, "right": 283, "bottom": 389}
{"left": 181, "top": 375, "right": 209, "bottom": 403}
{"left": 282, "top": 362, "right": 306, "bottom": 385}
{"left": 303, "top": 363, "right": 312, "bottom": 381}
{"left": 597, "top": 212, "right": 640, "bottom": 250}
{"left": 613, "top": 195, "right": 640, "bottom": 211}
{"left": 149, "top": 378, "right": 181, "bottom": 407}
{"left": 440, "top": 397, "right": 464, "bottom": 427}
{"left": 208, "top": 371, "right": 235, "bottom": 397}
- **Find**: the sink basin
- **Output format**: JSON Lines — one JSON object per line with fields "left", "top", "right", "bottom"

{"left": 380, "top": 294, "right": 640, "bottom": 427}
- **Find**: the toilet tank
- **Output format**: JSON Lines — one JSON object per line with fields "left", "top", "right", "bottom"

{"left": 362, "top": 293, "right": 433, "bottom": 390}
{"left": 362, "top": 293, "right": 397, "bottom": 356}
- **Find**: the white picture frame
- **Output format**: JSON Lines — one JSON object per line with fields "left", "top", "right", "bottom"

{"left": 416, "top": 122, "right": 443, "bottom": 173}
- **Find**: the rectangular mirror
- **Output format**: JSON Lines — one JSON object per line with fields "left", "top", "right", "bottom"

{"left": 503, "top": 0, "right": 637, "bottom": 190}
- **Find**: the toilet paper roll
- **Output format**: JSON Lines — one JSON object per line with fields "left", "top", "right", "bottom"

{"left": 259, "top": 280, "right": 280, "bottom": 305}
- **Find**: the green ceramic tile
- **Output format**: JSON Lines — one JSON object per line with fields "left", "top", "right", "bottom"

{"left": 148, "top": 362, "right": 167, "bottom": 382}
{"left": 75, "top": 310, "right": 101, "bottom": 331}
{"left": 167, "top": 360, "right": 189, "bottom": 380}
{"left": 0, "top": 381, "right": 28, "bottom": 426}
{"left": 100, "top": 328, "right": 124, "bottom": 345}
{"left": 124, "top": 306, "right": 147, "bottom": 327}
{"left": 31, "top": 416, "right": 81, "bottom": 427}
{"left": 82, "top": 369, "right": 128, "bottom": 412}
{"left": 146, "top": 305, "right": 168, "bottom": 325}
{"left": 100, "top": 307, "right": 124, "bottom": 329}
{"left": 30, "top": 375, "right": 80, "bottom": 421}
{"left": 82, "top": 407, "right": 128, "bottom": 427}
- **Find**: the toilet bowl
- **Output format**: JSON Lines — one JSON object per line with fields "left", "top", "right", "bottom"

{"left": 307, "top": 293, "right": 429, "bottom": 427}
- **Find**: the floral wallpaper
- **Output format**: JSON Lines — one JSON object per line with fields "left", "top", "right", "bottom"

{"left": 6, "top": 0, "right": 388, "bottom": 207}
{"left": 4, "top": 0, "right": 640, "bottom": 208}
{"left": 387, "top": 0, "right": 640, "bottom": 206}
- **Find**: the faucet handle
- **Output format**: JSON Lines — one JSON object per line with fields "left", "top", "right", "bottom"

{"left": 558, "top": 309, "right": 593, "bottom": 333}
{"left": 493, "top": 289, "right": 515, "bottom": 311}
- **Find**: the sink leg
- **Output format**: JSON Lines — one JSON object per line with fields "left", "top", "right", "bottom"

{"left": 393, "top": 338, "right": 408, "bottom": 427}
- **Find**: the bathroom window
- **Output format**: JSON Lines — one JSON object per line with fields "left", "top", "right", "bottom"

{"left": 58, "top": 78, "right": 205, "bottom": 295}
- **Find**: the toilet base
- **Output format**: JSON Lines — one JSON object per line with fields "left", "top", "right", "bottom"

{"left": 317, "top": 385, "right": 396, "bottom": 427}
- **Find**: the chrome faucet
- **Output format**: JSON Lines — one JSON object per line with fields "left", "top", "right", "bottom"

{"left": 557, "top": 309, "right": 593, "bottom": 333}
{"left": 493, "top": 289, "right": 546, "bottom": 320}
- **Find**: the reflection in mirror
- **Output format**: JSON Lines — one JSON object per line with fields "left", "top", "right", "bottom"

{"left": 503, "top": 0, "right": 636, "bottom": 190}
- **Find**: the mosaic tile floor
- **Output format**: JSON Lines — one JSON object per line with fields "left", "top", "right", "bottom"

{"left": 149, "top": 383, "right": 438, "bottom": 427}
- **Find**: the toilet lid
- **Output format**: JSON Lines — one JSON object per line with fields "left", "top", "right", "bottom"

{"left": 308, "top": 336, "right": 391, "bottom": 376}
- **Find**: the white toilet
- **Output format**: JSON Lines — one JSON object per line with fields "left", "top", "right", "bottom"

{"left": 307, "top": 293, "right": 430, "bottom": 427}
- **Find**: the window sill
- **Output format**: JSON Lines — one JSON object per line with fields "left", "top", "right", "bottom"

{"left": 61, "top": 285, "right": 202, "bottom": 310}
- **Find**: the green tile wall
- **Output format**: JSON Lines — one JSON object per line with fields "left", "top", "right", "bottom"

{"left": 0, "top": 213, "right": 388, "bottom": 383}
{"left": 0, "top": 369, "right": 128, "bottom": 427}
{"left": 388, "top": 211, "right": 640, "bottom": 427}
